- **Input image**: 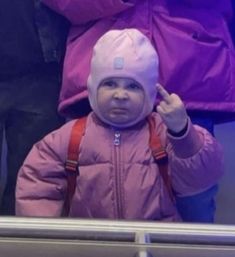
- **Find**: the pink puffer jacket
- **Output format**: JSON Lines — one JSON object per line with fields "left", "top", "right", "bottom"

{"left": 16, "top": 113, "right": 223, "bottom": 219}
{"left": 42, "top": 0, "right": 235, "bottom": 122}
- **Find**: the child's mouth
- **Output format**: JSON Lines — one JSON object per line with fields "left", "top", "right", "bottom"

{"left": 111, "top": 108, "right": 128, "bottom": 114}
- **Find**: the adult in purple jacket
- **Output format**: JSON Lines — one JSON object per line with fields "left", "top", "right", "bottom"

{"left": 16, "top": 29, "right": 223, "bottom": 220}
{"left": 41, "top": 0, "right": 235, "bottom": 133}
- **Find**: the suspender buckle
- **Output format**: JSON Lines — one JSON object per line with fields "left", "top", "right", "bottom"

{"left": 65, "top": 159, "right": 79, "bottom": 173}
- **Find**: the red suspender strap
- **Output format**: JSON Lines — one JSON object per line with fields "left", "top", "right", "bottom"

{"left": 62, "top": 116, "right": 87, "bottom": 216}
{"left": 147, "top": 115, "right": 175, "bottom": 202}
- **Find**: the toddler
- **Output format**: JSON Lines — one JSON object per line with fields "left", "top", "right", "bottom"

{"left": 16, "top": 29, "right": 223, "bottom": 220}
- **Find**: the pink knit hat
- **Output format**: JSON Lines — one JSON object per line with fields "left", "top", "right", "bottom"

{"left": 87, "top": 28, "right": 159, "bottom": 128}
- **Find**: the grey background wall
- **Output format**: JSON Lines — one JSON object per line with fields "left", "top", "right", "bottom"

{"left": 0, "top": 122, "right": 235, "bottom": 224}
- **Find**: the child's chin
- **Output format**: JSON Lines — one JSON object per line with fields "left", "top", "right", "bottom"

{"left": 108, "top": 115, "right": 131, "bottom": 124}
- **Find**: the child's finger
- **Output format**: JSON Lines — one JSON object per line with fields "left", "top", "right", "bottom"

{"left": 159, "top": 100, "right": 168, "bottom": 112}
{"left": 156, "top": 84, "right": 171, "bottom": 103}
{"left": 156, "top": 105, "right": 164, "bottom": 116}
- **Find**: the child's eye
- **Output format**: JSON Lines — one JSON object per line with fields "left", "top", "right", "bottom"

{"left": 103, "top": 81, "right": 116, "bottom": 87}
{"left": 127, "top": 83, "right": 141, "bottom": 90}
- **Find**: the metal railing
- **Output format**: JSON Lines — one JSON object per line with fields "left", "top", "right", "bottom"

{"left": 0, "top": 217, "right": 235, "bottom": 257}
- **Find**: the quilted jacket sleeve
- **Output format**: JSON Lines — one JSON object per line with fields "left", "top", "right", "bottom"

{"left": 158, "top": 118, "right": 224, "bottom": 197}
{"left": 15, "top": 121, "right": 76, "bottom": 217}
{"left": 41, "top": 0, "right": 136, "bottom": 24}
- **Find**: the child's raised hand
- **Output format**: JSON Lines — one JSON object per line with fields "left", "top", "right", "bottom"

{"left": 156, "top": 84, "right": 188, "bottom": 133}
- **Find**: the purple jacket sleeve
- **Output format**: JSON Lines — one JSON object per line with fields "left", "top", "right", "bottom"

{"left": 41, "top": 0, "right": 136, "bottom": 24}
{"left": 15, "top": 121, "right": 76, "bottom": 217}
{"left": 165, "top": 120, "right": 224, "bottom": 197}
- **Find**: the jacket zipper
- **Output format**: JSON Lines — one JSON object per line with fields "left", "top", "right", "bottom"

{"left": 113, "top": 131, "right": 123, "bottom": 218}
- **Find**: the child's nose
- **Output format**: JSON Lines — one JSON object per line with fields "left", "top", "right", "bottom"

{"left": 113, "top": 88, "right": 128, "bottom": 100}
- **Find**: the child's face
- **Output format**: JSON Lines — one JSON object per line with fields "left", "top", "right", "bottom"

{"left": 97, "top": 77, "right": 145, "bottom": 126}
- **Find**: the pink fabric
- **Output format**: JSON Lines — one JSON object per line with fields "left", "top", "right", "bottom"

{"left": 42, "top": 0, "right": 235, "bottom": 121}
{"left": 16, "top": 113, "right": 224, "bottom": 218}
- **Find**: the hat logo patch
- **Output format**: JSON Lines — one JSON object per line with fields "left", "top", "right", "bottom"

{"left": 113, "top": 57, "right": 124, "bottom": 69}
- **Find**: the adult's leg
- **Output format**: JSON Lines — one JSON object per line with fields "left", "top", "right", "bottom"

{"left": 0, "top": 68, "right": 64, "bottom": 215}
{"left": 0, "top": 121, "right": 5, "bottom": 203}
{"left": 187, "top": 111, "right": 218, "bottom": 223}
{"left": 188, "top": 111, "right": 215, "bottom": 136}
{"left": 0, "top": 79, "right": 15, "bottom": 214}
